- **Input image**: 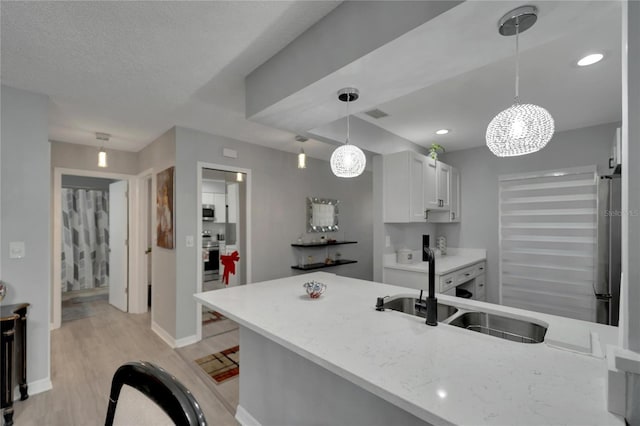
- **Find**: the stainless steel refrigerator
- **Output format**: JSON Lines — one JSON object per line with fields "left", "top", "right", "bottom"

{"left": 596, "top": 174, "right": 622, "bottom": 326}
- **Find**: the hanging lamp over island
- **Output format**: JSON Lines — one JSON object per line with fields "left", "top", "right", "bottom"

{"left": 486, "top": 5, "right": 554, "bottom": 157}
{"left": 96, "top": 132, "right": 110, "bottom": 168}
{"left": 330, "top": 88, "right": 366, "bottom": 178}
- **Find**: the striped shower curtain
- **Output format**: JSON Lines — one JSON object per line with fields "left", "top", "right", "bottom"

{"left": 61, "top": 189, "right": 110, "bottom": 292}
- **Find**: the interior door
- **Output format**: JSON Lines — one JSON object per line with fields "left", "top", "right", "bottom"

{"left": 109, "top": 180, "right": 129, "bottom": 312}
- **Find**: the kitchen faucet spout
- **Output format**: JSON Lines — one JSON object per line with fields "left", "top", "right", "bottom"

{"left": 424, "top": 247, "right": 438, "bottom": 326}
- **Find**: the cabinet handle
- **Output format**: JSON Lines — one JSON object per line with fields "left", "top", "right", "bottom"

{"left": 425, "top": 210, "right": 429, "bottom": 220}
{"left": 479, "top": 283, "right": 484, "bottom": 287}
{"left": 464, "top": 273, "right": 471, "bottom": 277}
{"left": 446, "top": 280, "right": 452, "bottom": 284}
{"left": 451, "top": 212, "right": 455, "bottom": 220}
{"left": 479, "top": 267, "right": 484, "bottom": 271}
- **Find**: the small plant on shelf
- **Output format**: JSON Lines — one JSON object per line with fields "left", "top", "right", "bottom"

{"left": 428, "top": 143, "right": 445, "bottom": 160}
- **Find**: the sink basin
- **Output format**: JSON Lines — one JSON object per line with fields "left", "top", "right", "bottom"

{"left": 447, "top": 311, "right": 547, "bottom": 344}
{"left": 382, "top": 297, "right": 458, "bottom": 322}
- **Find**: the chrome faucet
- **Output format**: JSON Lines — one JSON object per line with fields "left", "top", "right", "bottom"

{"left": 424, "top": 247, "right": 438, "bottom": 326}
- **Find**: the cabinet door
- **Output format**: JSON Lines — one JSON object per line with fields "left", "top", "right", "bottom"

{"left": 424, "top": 157, "right": 440, "bottom": 210}
{"left": 227, "top": 183, "right": 238, "bottom": 224}
{"left": 202, "top": 192, "right": 215, "bottom": 205}
{"left": 409, "top": 154, "right": 426, "bottom": 222}
{"left": 383, "top": 151, "right": 425, "bottom": 222}
{"left": 475, "top": 274, "right": 486, "bottom": 301}
{"left": 437, "top": 161, "right": 451, "bottom": 209}
{"left": 212, "top": 193, "right": 226, "bottom": 222}
{"left": 450, "top": 167, "right": 461, "bottom": 222}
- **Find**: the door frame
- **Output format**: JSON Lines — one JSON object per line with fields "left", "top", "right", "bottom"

{"left": 132, "top": 169, "right": 154, "bottom": 315}
{"left": 196, "top": 162, "right": 252, "bottom": 341}
{"left": 52, "top": 167, "right": 139, "bottom": 329}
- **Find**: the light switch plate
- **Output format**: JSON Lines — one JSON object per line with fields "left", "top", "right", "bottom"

{"left": 385, "top": 236, "right": 391, "bottom": 247}
{"left": 186, "top": 235, "right": 194, "bottom": 247}
{"left": 9, "top": 241, "right": 25, "bottom": 259}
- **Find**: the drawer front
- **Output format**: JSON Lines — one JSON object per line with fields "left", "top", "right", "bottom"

{"left": 475, "top": 274, "right": 486, "bottom": 301}
{"left": 455, "top": 265, "right": 476, "bottom": 285}
{"left": 474, "top": 262, "right": 486, "bottom": 276}
{"left": 439, "top": 272, "right": 456, "bottom": 293}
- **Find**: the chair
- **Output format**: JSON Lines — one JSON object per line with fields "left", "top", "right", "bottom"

{"left": 105, "top": 361, "right": 207, "bottom": 426}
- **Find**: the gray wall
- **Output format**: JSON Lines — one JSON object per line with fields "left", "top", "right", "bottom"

{"left": 1, "top": 85, "right": 51, "bottom": 387}
{"left": 174, "top": 126, "right": 373, "bottom": 340}
{"left": 51, "top": 140, "right": 139, "bottom": 175}
{"left": 138, "top": 128, "right": 177, "bottom": 337}
{"left": 438, "top": 122, "right": 618, "bottom": 303}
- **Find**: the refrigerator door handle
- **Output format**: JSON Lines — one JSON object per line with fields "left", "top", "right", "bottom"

{"left": 595, "top": 293, "right": 612, "bottom": 300}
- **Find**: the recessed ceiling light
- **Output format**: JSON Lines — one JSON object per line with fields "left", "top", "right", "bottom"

{"left": 577, "top": 53, "right": 604, "bottom": 67}
{"left": 435, "top": 129, "right": 450, "bottom": 135}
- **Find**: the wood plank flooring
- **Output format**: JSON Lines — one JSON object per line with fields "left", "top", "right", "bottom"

{"left": 13, "top": 299, "right": 238, "bottom": 426}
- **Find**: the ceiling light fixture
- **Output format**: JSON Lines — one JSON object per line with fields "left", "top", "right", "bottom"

{"left": 435, "top": 129, "right": 450, "bottom": 135}
{"left": 486, "top": 6, "right": 554, "bottom": 157}
{"left": 330, "top": 88, "right": 366, "bottom": 178}
{"left": 577, "top": 53, "right": 604, "bottom": 67}
{"left": 96, "top": 132, "right": 110, "bottom": 168}
{"left": 295, "top": 135, "right": 308, "bottom": 169}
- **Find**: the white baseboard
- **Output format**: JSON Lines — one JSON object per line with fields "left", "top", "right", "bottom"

{"left": 151, "top": 321, "right": 176, "bottom": 348}
{"left": 14, "top": 377, "right": 52, "bottom": 401}
{"left": 175, "top": 334, "right": 198, "bottom": 348}
{"left": 235, "top": 405, "right": 261, "bottom": 426}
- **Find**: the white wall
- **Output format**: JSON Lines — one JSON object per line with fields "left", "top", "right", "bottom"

{"left": 173, "top": 126, "right": 373, "bottom": 340}
{"left": 51, "top": 140, "right": 139, "bottom": 175}
{"left": 138, "top": 128, "right": 177, "bottom": 338}
{"left": 1, "top": 85, "right": 51, "bottom": 390}
{"left": 438, "top": 122, "right": 618, "bottom": 303}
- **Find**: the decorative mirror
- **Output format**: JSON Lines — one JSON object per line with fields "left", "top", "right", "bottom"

{"left": 307, "top": 197, "right": 339, "bottom": 232}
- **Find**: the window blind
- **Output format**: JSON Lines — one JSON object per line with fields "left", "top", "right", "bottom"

{"left": 499, "top": 166, "right": 597, "bottom": 322}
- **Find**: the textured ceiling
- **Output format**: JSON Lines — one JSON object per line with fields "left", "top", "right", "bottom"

{"left": 1, "top": 1, "right": 623, "bottom": 159}
{"left": 1, "top": 1, "right": 341, "bottom": 154}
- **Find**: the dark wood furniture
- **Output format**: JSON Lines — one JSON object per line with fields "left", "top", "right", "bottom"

{"left": 1, "top": 303, "right": 29, "bottom": 426}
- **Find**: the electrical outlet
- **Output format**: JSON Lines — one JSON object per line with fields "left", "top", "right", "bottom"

{"left": 186, "top": 235, "right": 194, "bottom": 247}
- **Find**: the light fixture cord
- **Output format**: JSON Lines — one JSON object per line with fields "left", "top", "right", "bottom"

{"left": 514, "top": 17, "right": 520, "bottom": 104}
{"left": 346, "top": 92, "right": 351, "bottom": 145}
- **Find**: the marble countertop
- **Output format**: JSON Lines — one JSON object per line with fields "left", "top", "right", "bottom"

{"left": 383, "top": 248, "right": 486, "bottom": 275}
{"left": 194, "top": 272, "right": 623, "bottom": 426}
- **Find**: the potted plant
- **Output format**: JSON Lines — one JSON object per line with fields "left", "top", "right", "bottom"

{"left": 428, "top": 143, "right": 445, "bottom": 160}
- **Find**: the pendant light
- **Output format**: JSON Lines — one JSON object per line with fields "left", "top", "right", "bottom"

{"left": 486, "top": 6, "right": 554, "bottom": 157}
{"left": 96, "top": 132, "right": 110, "bottom": 168}
{"left": 330, "top": 88, "right": 366, "bottom": 178}
{"left": 295, "top": 135, "right": 307, "bottom": 169}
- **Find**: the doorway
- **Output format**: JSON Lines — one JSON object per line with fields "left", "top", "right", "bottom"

{"left": 59, "top": 175, "right": 129, "bottom": 323}
{"left": 52, "top": 168, "right": 140, "bottom": 329}
{"left": 196, "top": 163, "right": 251, "bottom": 341}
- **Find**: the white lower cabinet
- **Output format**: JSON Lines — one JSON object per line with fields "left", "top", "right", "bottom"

{"left": 383, "top": 260, "right": 486, "bottom": 301}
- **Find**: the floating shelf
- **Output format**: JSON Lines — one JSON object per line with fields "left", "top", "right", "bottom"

{"left": 291, "top": 259, "right": 358, "bottom": 271}
{"left": 291, "top": 241, "right": 357, "bottom": 248}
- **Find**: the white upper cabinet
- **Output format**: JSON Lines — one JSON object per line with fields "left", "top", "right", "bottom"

{"left": 226, "top": 182, "right": 238, "bottom": 224}
{"left": 383, "top": 151, "right": 427, "bottom": 222}
{"left": 430, "top": 166, "right": 460, "bottom": 223}
{"left": 383, "top": 151, "right": 461, "bottom": 223}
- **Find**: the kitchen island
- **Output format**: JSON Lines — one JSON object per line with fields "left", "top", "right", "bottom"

{"left": 194, "top": 272, "right": 623, "bottom": 426}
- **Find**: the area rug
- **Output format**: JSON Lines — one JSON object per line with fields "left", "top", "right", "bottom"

{"left": 202, "top": 310, "right": 226, "bottom": 325}
{"left": 195, "top": 345, "right": 239, "bottom": 384}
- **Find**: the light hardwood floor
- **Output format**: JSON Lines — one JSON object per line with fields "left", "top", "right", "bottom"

{"left": 13, "top": 300, "right": 239, "bottom": 426}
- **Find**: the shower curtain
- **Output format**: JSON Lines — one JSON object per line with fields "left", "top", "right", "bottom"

{"left": 61, "top": 188, "right": 110, "bottom": 292}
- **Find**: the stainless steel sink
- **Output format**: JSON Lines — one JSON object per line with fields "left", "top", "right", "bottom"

{"left": 446, "top": 311, "right": 547, "bottom": 344}
{"left": 382, "top": 296, "right": 458, "bottom": 322}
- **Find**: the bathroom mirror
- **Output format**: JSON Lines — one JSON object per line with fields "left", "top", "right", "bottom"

{"left": 307, "top": 197, "right": 339, "bottom": 232}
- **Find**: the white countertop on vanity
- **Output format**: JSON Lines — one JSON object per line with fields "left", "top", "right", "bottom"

{"left": 194, "top": 272, "right": 622, "bottom": 426}
{"left": 384, "top": 248, "right": 486, "bottom": 275}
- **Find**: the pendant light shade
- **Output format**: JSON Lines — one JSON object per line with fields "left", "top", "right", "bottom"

{"left": 331, "top": 87, "right": 366, "bottom": 178}
{"left": 486, "top": 6, "right": 554, "bottom": 157}
{"left": 98, "top": 149, "right": 108, "bottom": 168}
{"left": 486, "top": 103, "right": 554, "bottom": 157}
{"left": 330, "top": 144, "right": 366, "bottom": 177}
{"left": 96, "top": 132, "right": 110, "bottom": 168}
{"left": 298, "top": 148, "right": 307, "bottom": 169}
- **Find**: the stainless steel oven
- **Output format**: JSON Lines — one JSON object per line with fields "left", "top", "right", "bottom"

{"left": 203, "top": 239, "right": 219, "bottom": 281}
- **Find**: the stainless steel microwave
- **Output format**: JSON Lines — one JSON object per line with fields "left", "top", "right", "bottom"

{"left": 203, "top": 205, "right": 215, "bottom": 221}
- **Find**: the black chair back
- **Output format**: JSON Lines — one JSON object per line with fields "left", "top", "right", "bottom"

{"left": 105, "top": 361, "right": 207, "bottom": 426}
